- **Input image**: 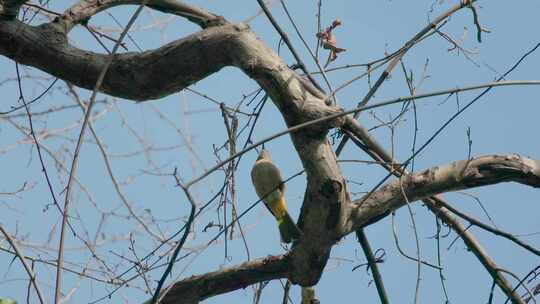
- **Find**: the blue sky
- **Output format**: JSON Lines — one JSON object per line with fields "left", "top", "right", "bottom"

{"left": 1, "top": 1, "right": 539, "bottom": 303}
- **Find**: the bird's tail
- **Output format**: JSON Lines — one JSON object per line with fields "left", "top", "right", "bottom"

{"left": 278, "top": 212, "right": 302, "bottom": 243}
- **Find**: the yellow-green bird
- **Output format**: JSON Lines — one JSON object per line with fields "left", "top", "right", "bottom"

{"left": 251, "top": 149, "right": 302, "bottom": 243}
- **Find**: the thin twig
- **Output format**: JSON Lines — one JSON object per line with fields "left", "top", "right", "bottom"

{"left": 440, "top": 200, "right": 539, "bottom": 256}
{"left": 399, "top": 178, "right": 422, "bottom": 304}
{"left": 434, "top": 217, "right": 451, "bottom": 302}
{"left": 220, "top": 103, "right": 251, "bottom": 260}
{"left": 391, "top": 212, "right": 442, "bottom": 270}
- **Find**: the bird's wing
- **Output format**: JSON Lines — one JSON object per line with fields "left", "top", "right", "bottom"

{"left": 251, "top": 159, "right": 284, "bottom": 200}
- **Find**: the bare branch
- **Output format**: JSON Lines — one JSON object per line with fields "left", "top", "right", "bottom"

{"left": 157, "top": 255, "right": 288, "bottom": 304}
{"left": 350, "top": 154, "right": 540, "bottom": 231}
{"left": 0, "top": 20, "right": 236, "bottom": 100}
{"left": 343, "top": 114, "right": 538, "bottom": 302}
{"left": 1, "top": 2, "right": 538, "bottom": 302}
{"left": 59, "top": 0, "right": 224, "bottom": 32}
{"left": 438, "top": 199, "right": 540, "bottom": 256}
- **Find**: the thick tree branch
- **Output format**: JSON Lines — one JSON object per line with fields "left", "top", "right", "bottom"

{"left": 349, "top": 154, "right": 540, "bottom": 232}
{"left": 59, "top": 0, "right": 224, "bottom": 32}
{"left": 0, "top": 20, "right": 236, "bottom": 100}
{"left": 157, "top": 255, "right": 288, "bottom": 304}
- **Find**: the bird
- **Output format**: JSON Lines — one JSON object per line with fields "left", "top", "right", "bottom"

{"left": 251, "top": 149, "right": 302, "bottom": 243}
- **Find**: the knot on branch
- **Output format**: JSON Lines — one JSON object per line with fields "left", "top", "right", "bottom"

{"left": 319, "top": 179, "right": 342, "bottom": 198}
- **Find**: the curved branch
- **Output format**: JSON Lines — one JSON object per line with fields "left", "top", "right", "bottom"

{"left": 0, "top": 20, "right": 236, "bottom": 100}
{"left": 8, "top": 2, "right": 537, "bottom": 299}
{"left": 157, "top": 255, "right": 288, "bottom": 304}
{"left": 349, "top": 154, "right": 540, "bottom": 232}
{"left": 59, "top": 0, "right": 224, "bottom": 32}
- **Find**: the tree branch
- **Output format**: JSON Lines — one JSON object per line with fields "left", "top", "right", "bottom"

{"left": 349, "top": 154, "right": 540, "bottom": 232}
{"left": 153, "top": 148, "right": 540, "bottom": 302}
{"left": 0, "top": 20, "right": 236, "bottom": 100}
{"left": 58, "top": 0, "right": 224, "bottom": 32}
{"left": 157, "top": 255, "right": 288, "bottom": 304}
